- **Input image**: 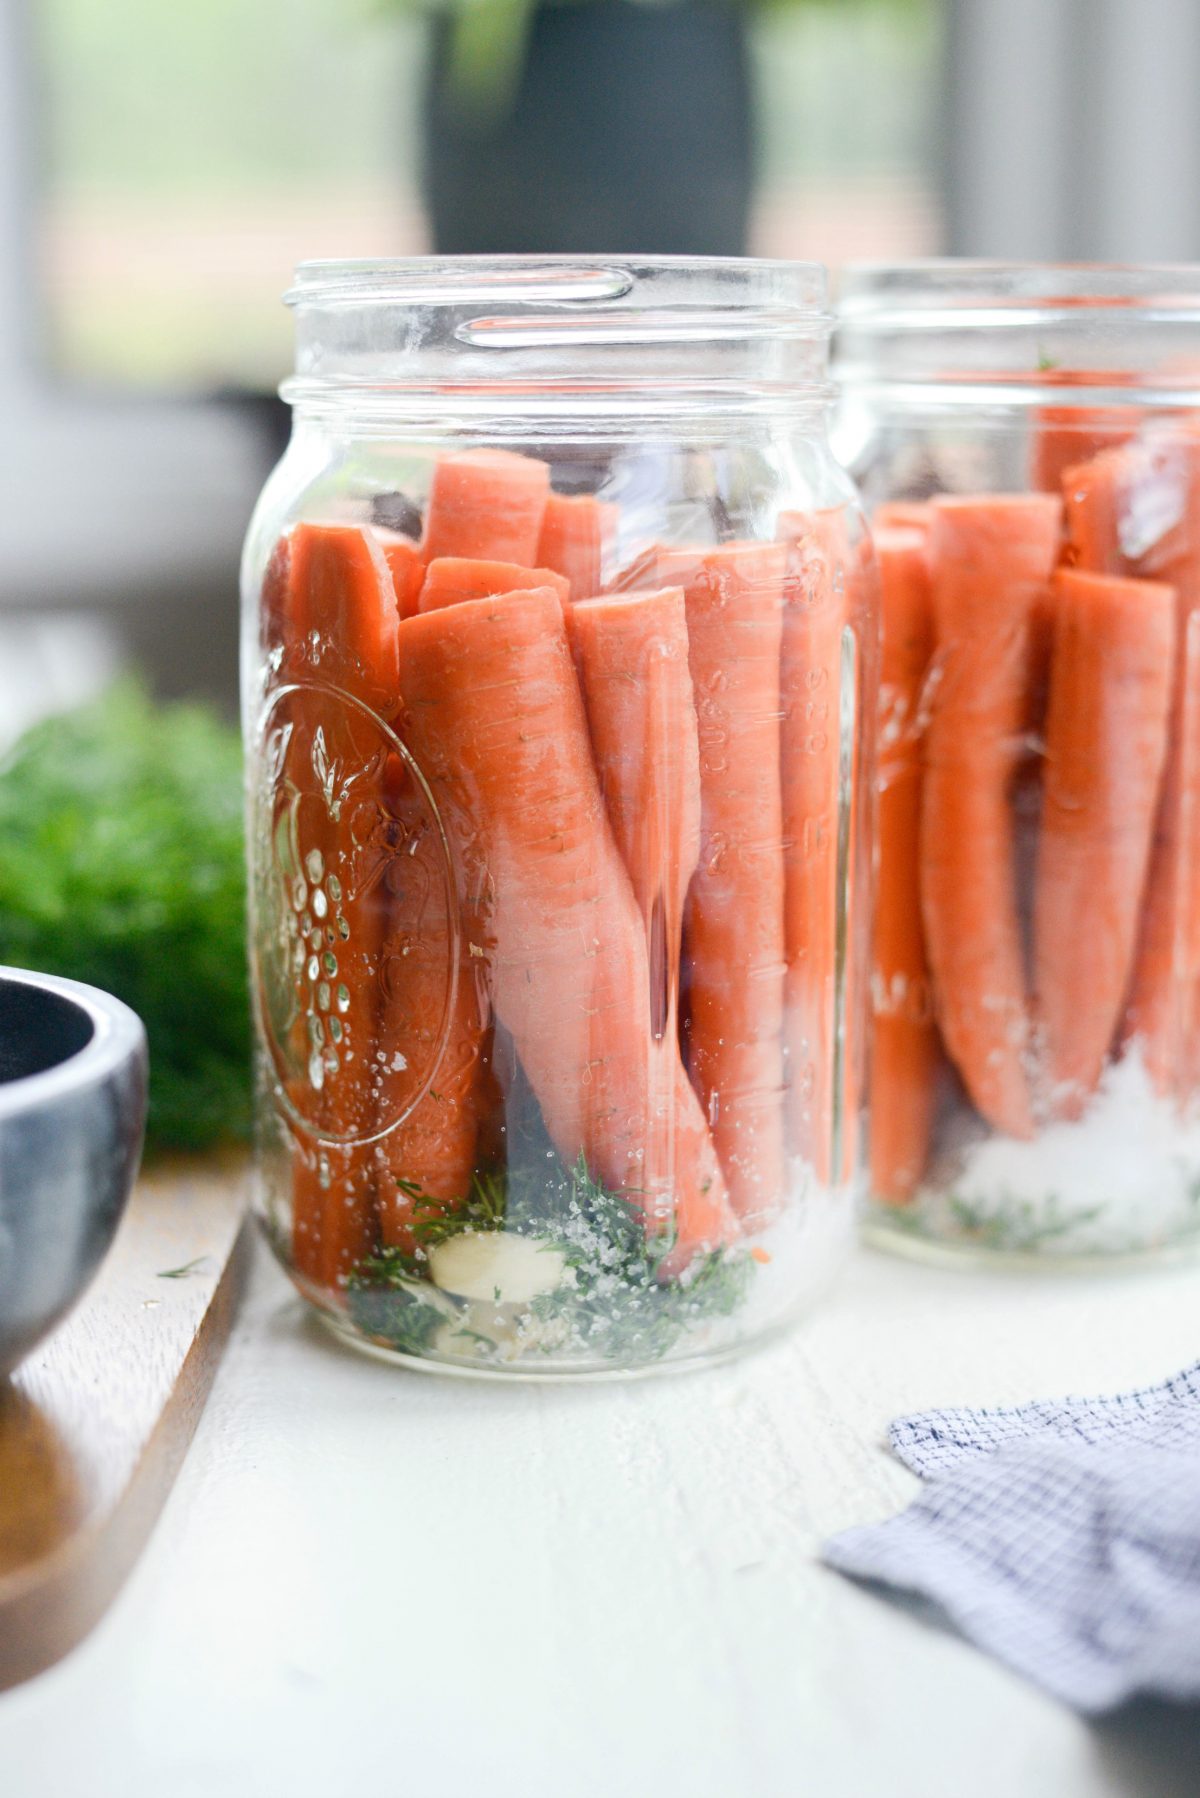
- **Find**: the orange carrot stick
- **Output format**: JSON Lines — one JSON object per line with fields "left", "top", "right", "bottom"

{"left": 1126, "top": 479, "right": 1200, "bottom": 1103}
{"left": 260, "top": 531, "right": 293, "bottom": 672}
{"left": 1125, "top": 636, "right": 1200, "bottom": 1098}
{"left": 874, "top": 501, "right": 934, "bottom": 534}
{"left": 568, "top": 586, "right": 732, "bottom": 1257}
{"left": 1031, "top": 368, "right": 1137, "bottom": 497}
{"left": 776, "top": 512, "right": 847, "bottom": 1183}
{"left": 288, "top": 521, "right": 400, "bottom": 717}
{"left": 277, "top": 523, "right": 405, "bottom": 1285}
{"left": 1034, "top": 569, "right": 1175, "bottom": 1116}
{"left": 657, "top": 543, "right": 788, "bottom": 1220}
{"left": 1063, "top": 433, "right": 1195, "bottom": 576}
{"left": 921, "top": 495, "right": 1062, "bottom": 1139}
{"left": 395, "top": 587, "right": 721, "bottom": 1238}
{"left": 371, "top": 752, "right": 492, "bottom": 1252}
{"left": 375, "top": 528, "right": 425, "bottom": 620}
{"left": 568, "top": 586, "right": 701, "bottom": 931}
{"left": 870, "top": 525, "right": 939, "bottom": 1201}
{"left": 376, "top": 525, "right": 489, "bottom": 1251}
{"left": 421, "top": 448, "right": 550, "bottom": 565}
{"left": 606, "top": 544, "right": 667, "bottom": 594}
{"left": 835, "top": 520, "right": 881, "bottom": 1189}
{"left": 537, "top": 492, "right": 617, "bottom": 600}
{"left": 288, "top": 1141, "right": 377, "bottom": 1296}
{"left": 356, "top": 542, "right": 500, "bottom": 1248}
{"left": 1034, "top": 403, "right": 1135, "bottom": 499}
{"left": 417, "top": 556, "right": 569, "bottom": 612}
{"left": 1063, "top": 432, "right": 1200, "bottom": 1098}
{"left": 1062, "top": 452, "right": 1122, "bottom": 572}
{"left": 1175, "top": 613, "right": 1200, "bottom": 1100}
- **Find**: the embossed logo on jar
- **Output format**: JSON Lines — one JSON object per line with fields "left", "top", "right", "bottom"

{"left": 252, "top": 684, "right": 459, "bottom": 1145}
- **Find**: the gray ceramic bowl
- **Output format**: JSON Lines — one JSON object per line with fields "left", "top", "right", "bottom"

{"left": 0, "top": 966, "right": 148, "bottom": 1375}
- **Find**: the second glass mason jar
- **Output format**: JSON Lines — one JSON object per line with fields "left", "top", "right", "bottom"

{"left": 838, "top": 261, "right": 1200, "bottom": 1265}
{"left": 243, "top": 257, "right": 875, "bottom": 1375}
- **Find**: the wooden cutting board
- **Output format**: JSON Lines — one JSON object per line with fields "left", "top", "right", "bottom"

{"left": 0, "top": 1155, "right": 250, "bottom": 1690}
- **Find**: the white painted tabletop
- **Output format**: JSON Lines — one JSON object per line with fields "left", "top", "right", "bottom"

{"left": 4, "top": 1236, "right": 1200, "bottom": 1798}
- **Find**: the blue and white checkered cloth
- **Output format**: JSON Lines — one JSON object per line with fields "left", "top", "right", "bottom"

{"left": 823, "top": 1363, "right": 1200, "bottom": 1712}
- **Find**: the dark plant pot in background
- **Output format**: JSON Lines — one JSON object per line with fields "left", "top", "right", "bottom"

{"left": 423, "top": 0, "right": 755, "bottom": 257}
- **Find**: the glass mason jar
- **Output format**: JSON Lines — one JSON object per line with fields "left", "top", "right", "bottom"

{"left": 242, "top": 256, "right": 874, "bottom": 1376}
{"left": 837, "top": 260, "right": 1200, "bottom": 1266}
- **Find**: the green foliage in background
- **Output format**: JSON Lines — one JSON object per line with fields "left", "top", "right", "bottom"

{"left": 40, "top": 0, "right": 419, "bottom": 195}
{"left": 0, "top": 684, "right": 249, "bottom": 1154}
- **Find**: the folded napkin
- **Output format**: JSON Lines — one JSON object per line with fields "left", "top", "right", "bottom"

{"left": 823, "top": 1363, "right": 1200, "bottom": 1712}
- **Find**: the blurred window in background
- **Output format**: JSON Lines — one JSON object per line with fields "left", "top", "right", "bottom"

{"left": 38, "top": 0, "right": 428, "bottom": 393}
{"left": 752, "top": 0, "right": 943, "bottom": 263}
{"left": 38, "top": 0, "right": 943, "bottom": 397}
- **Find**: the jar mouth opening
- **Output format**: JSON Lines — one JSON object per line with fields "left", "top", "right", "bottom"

{"left": 839, "top": 259, "right": 1200, "bottom": 329}
{"left": 285, "top": 254, "right": 831, "bottom": 334}
{"left": 836, "top": 260, "right": 1200, "bottom": 408}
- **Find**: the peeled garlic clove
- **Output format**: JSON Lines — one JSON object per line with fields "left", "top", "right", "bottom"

{"left": 428, "top": 1231, "right": 566, "bottom": 1305}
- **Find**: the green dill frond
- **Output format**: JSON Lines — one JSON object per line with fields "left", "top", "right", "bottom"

{"left": 348, "top": 1147, "right": 756, "bottom": 1366}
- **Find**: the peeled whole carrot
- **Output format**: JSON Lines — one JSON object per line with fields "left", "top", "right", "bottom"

{"left": 1063, "top": 432, "right": 1200, "bottom": 1099}
{"left": 870, "top": 525, "right": 939, "bottom": 1201}
{"left": 421, "top": 448, "right": 550, "bottom": 566}
{"left": 417, "top": 556, "right": 569, "bottom": 613}
{"left": 537, "top": 492, "right": 617, "bottom": 600}
{"left": 395, "top": 587, "right": 722, "bottom": 1238}
{"left": 921, "top": 495, "right": 1062, "bottom": 1139}
{"left": 568, "top": 587, "right": 732, "bottom": 1258}
{"left": 1034, "top": 568, "right": 1175, "bottom": 1117}
{"left": 658, "top": 543, "right": 788, "bottom": 1220}
{"left": 776, "top": 512, "right": 847, "bottom": 1184}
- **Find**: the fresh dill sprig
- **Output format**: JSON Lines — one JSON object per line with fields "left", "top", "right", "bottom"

{"left": 157, "top": 1256, "right": 210, "bottom": 1280}
{"left": 346, "top": 1244, "right": 460, "bottom": 1355}
{"left": 347, "top": 1151, "right": 755, "bottom": 1366}
{"left": 410, "top": 1169, "right": 508, "bottom": 1248}
{"left": 944, "top": 1190, "right": 1105, "bottom": 1251}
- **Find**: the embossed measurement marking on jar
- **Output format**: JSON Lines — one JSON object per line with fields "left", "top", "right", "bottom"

{"left": 251, "top": 683, "right": 460, "bottom": 1146}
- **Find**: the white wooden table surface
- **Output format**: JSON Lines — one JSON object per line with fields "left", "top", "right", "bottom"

{"left": 3, "top": 1236, "right": 1200, "bottom": 1798}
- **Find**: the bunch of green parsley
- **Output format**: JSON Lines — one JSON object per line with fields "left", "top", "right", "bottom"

{"left": 0, "top": 682, "right": 249, "bottom": 1152}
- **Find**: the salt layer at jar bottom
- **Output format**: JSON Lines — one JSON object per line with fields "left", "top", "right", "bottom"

{"left": 866, "top": 1047, "right": 1200, "bottom": 1270}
